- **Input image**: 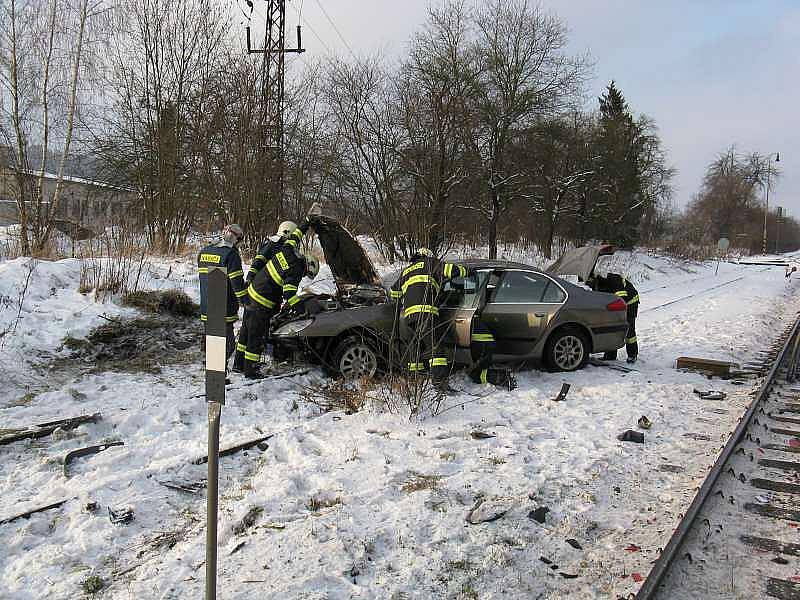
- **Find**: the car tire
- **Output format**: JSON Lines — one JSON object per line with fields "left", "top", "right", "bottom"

{"left": 545, "top": 326, "right": 589, "bottom": 372}
{"left": 331, "top": 335, "right": 381, "bottom": 380}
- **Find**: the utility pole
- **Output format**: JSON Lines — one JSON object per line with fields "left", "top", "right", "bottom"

{"left": 761, "top": 152, "right": 780, "bottom": 255}
{"left": 246, "top": 1, "right": 305, "bottom": 222}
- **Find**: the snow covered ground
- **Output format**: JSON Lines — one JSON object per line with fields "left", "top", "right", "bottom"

{"left": 1, "top": 248, "right": 799, "bottom": 599}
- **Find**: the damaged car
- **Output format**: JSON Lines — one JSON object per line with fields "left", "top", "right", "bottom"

{"left": 270, "top": 217, "right": 628, "bottom": 378}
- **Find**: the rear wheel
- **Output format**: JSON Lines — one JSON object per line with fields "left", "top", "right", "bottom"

{"left": 545, "top": 326, "right": 589, "bottom": 372}
{"left": 332, "top": 335, "right": 380, "bottom": 379}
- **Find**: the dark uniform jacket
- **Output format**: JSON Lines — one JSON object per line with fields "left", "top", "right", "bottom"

{"left": 592, "top": 273, "right": 639, "bottom": 306}
{"left": 247, "top": 235, "right": 284, "bottom": 283}
{"left": 198, "top": 241, "right": 249, "bottom": 322}
{"left": 246, "top": 224, "right": 309, "bottom": 311}
{"left": 390, "top": 255, "right": 467, "bottom": 319}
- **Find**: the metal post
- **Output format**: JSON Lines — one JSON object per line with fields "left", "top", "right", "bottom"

{"left": 204, "top": 267, "right": 228, "bottom": 600}
{"left": 762, "top": 155, "right": 771, "bottom": 255}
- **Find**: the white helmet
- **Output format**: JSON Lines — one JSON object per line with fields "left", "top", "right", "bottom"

{"left": 414, "top": 247, "right": 433, "bottom": 258}
{"left": 277, "top": 220, "right": 298, "bottom": 238}
{"left": 305, "top": 254, "right": 320, "bottom": 278}
{"left": 223, "top": 223, "right": 244, "bottom": 244}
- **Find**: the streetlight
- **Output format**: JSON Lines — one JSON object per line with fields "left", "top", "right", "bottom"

{"left": 762, "top": 152, "right": 780, "bottom": 255}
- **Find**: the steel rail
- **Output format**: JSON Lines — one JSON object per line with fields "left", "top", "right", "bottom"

{"left": 636, "top": 315, "right": 800, "bottom": 599}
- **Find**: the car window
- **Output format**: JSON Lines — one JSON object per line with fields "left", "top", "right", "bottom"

{"left": 441, "top": 274, "right": 482, "bottom": 309}
{"left": 493, "top": 271, "right": 550, "bottom": 303}
{"left": 542, "top": 281, "right": 567, "bottom": 303}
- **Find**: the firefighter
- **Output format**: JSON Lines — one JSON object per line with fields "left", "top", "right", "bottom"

{"left": 467, "top": 319, "right": 517, "bottom": 390}
{"left": 588, "top": 258, "right": 639, "bottom": 363}
{"left": 390, "top": 248, "right": 467, "bottom": 393}
{"left": 233, "top": 204, "right": 321, "bottom": 374}
{"left": 246, "top": 220, "right": 298, "bottom": 284}
{"left": 198, "top": 223, "right": 249, "bottom": 370}
{"left": 237, "top": 219, "right": 321, "bottom": 379}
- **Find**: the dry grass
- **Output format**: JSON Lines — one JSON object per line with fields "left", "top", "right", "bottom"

{"left": 401, "top": 473, "right": 442, "bottom": 493}
{"left": 306, "top": 495, "right": 343, "bottom": 512}
{"left": 299, "top": 379, "right": 373, "bottom": 414}
{"left": 122, "top": 289, "right": 199, "bottom": 318}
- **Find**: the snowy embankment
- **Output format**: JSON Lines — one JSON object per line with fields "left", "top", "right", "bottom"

{"left": 1, "top": 250, "right": 799, "bottom": 599}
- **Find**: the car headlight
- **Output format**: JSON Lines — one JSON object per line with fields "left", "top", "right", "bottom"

{"left": 272, "top": 318, "right": 314, "bottom": 337}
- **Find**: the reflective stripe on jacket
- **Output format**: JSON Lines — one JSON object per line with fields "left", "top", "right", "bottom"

{"left": 390, "top": 255, "right": 467, "bottom": 319}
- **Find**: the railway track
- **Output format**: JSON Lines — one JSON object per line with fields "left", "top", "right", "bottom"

{"left": 637, "top": 315, "right": 800, "bottom": 599}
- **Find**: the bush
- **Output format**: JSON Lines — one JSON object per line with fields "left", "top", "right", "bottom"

{"left": 122, "top": 289, "right": 199, "bottom": 318}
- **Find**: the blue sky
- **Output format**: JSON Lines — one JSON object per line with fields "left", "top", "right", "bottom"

{"left": 242, "top": 0, "right": 798, "bottom": 214}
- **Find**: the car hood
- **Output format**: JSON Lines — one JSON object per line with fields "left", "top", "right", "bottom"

{"left": 310, "top": 216, "right": 381, "bottom": 289}
{"left": 546, "top": 245, "right": 614, "bottom": 282}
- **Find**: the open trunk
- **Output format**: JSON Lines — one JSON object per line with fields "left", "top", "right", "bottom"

{"left": 546, "top": 244, "right": 615, "bottom": 282}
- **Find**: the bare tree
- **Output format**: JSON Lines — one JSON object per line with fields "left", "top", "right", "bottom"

{"left": 0, "top": 0, "right": 107, "bottom": 255}
{"left": 394, "top": 2, "right": 478, "bottom": 253}
{"left": 97, "top": 0, "right": 229, "bottom": 252}
{"left": 463, "top": 0, "right": 588, "bottom": 258}
{"left": 322, "top": 56, "right": 407, "bottom": 260}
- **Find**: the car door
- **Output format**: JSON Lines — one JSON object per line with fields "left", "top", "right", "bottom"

{"left": 438, "top": 271, "right": 488, "bottom": 348}
{"left": 480, "top": 270, "right": 567, "bottom": 357}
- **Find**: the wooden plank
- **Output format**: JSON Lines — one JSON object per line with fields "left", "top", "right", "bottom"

{"left": 676, "top": 356, "right": 738, "bottom": 377}
{"left": 0, "top": 499, "right": 68, "bottom": 525}
{"left": 745, "top": 503, "right": 800, "bottom": 523}
{"left": 0, "top": 413, "right": 101, "bottom": 446}
{"left": 192, "top": 434, "right": 273, "bottom": 465}
{"left": 751, "top": 479, "right": 800, "bottom": 494}
{"left": 767, "top": 578, "right": 800, "bottom": 600}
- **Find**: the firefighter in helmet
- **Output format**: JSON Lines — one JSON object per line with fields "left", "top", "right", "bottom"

{"left": 588, "top": 257, "right": 639, "bottom": 363}
{"left": 390, "top": 248, "right": 467, "bottom": 393}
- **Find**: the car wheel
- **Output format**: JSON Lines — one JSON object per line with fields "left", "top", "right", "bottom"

{"left": 332, "top": 335, "right": 379, "bottom": 379}
{"left": 545, "top": 327, "right": 589, "bottom": 372}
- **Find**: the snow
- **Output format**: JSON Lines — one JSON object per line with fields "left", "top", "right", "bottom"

{"left": 1, "top": 248, "right": 799, "bottom": 599}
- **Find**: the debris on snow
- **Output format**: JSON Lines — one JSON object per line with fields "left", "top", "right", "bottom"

{"left": 528, "top": 506, "right": 550, "bottom": 523}
{"left": 466, "top": 498, "right": 511, "bottom": 524}
{"left": 108, "top": 506, "right": 134, "bottom": 525}
{"left": 617, "top": 430, "right": 645, "bottom": 443}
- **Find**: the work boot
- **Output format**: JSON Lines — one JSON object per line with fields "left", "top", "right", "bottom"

{"left": 244, "top": 363, "right": 267, "bottom": 380}
{"left": 626, "top": 355, "right": 638, "bottom": 364}
{"left": 433, "top": 378, "right": 458, "bottom": 396}
{"left": 232, "top": 352, "right": 245, "bottom": 373}
{"left": 602, "top": 351, "right": 618, "bottom": 361}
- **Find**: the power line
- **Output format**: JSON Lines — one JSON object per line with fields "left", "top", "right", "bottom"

{"left": 311, "top": 0, "right": 357, "bottom": 60}
{"left": 285, "top": 0, "right": 335, "bottom": 55}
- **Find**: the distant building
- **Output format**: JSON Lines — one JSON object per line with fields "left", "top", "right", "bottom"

{"left": 0, "top": 150, "right": 134, "bottom": 231}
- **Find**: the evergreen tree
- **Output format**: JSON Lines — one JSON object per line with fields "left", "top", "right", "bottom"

{"left": 590, "top": 81, "right": 645, "bottom": 245}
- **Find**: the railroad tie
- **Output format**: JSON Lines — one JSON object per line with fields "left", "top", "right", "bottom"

{"left": 750, "top": 478, "right": 800, "bottom": 494}
{"left": 766, "top": 577, "right": 800, "bottom": 600}
{"left": 740, "top": 535, "right": 800, "bottom": 556}
{"left": 744, "top": 502, "right": 800, "bottom": 523}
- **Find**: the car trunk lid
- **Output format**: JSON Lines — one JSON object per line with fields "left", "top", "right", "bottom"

{"left": 546, "top": 245, "right": 614, "bottom": 282}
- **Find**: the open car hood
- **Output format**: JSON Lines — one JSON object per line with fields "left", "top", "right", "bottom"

{"left": 546, "top": 245, "right": 614, "bottom": 282}
{"left": 310, "top": 216, "right": 381, "bottom": 289}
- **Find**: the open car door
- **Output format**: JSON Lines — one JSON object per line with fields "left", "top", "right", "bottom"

{"left": 438, "top": 272, "right": 488, "bottom": 359}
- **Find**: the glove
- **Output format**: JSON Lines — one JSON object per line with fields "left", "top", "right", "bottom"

{"left": 306, "top": 202, "right": 322, "bottom": 218}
